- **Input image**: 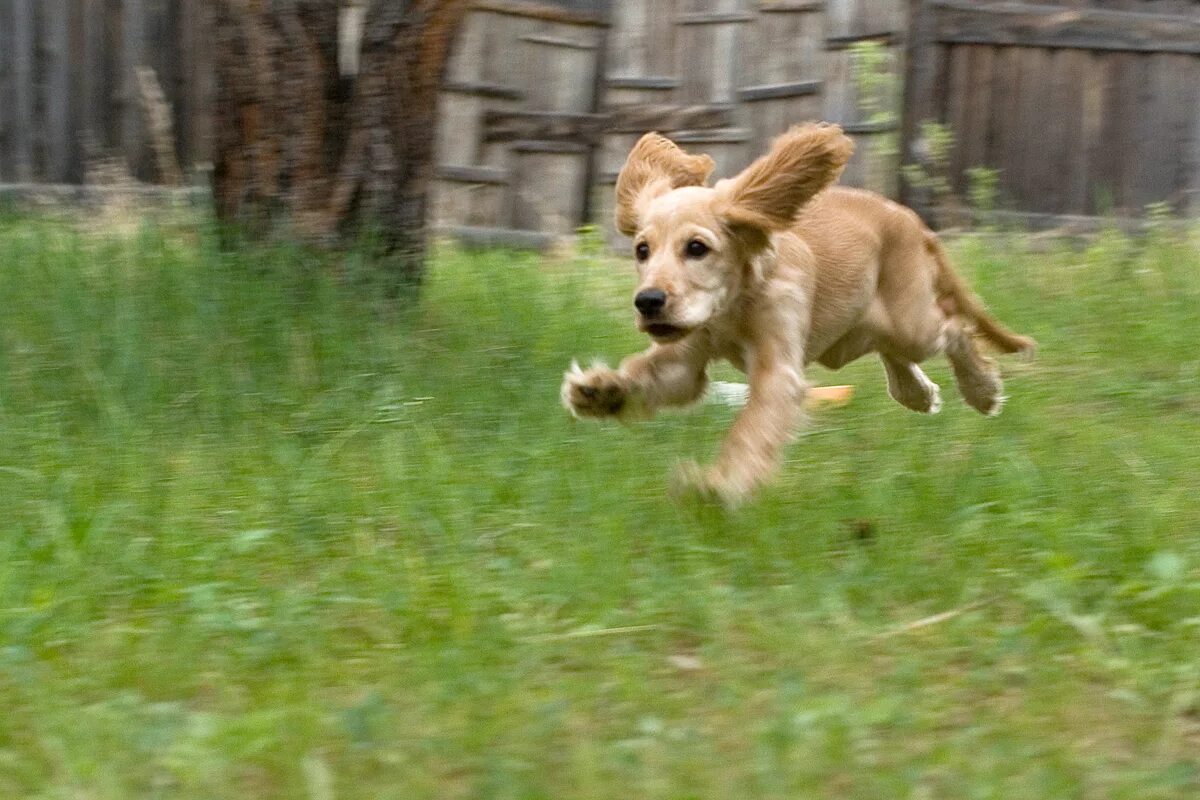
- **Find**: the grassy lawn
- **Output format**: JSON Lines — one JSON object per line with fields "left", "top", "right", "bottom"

{"left": 1, "top": 213, "right": 1198, "bottom": 799}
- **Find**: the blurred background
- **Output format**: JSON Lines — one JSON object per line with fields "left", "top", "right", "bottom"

{"left": 3, "top": 0, "right": 1198, "bottom": 247}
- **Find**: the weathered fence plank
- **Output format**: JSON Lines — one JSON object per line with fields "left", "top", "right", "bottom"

{"left": 11, "top": 0, "right": 35, "bottom": 181}
{"left": 932, "top": 0, "right": 1200, "bottom": 55}
{"left": 905, "top": 0, "right": 1200, "bottom": 221}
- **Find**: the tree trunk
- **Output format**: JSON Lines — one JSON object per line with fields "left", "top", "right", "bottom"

{"left": 212, "top": 0, "right": 470, "bottom": 291}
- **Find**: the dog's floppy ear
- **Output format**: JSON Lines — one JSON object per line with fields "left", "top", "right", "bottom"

{"left": 615, "top": 133, "right": 715, "bottom": 236}
{"left": 715, "top": 123, "right": 853, "bottom": 233}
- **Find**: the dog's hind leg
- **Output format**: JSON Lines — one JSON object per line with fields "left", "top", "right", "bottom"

{"left": 880, "top": 355, "right": 942, "bottom": 414}
{"left": 943, "top": 320, "right": 1005, "bottom": 416}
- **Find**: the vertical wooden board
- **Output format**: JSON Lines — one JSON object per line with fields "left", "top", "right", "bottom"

{"left": 594, "top": 183, "right": 622, "bottom": 244}
{"left": 959, "top": 45, "right": 992, "bottom": 184}
{"left": 65, "top": 0, "right": 88, "bottom": 181}
{"left": 478, "top": 97, "right": 520, "bottom": 171}
{"left": 512, "top": 151, "right": 587, "bottom": 234}
{"left": 753, "top": 9, "right": 822, "bottom": 87}
{"left": 1186, "top": 57, "right": 1200, "bottom": 214}
{"left": 879, "top": 0, "right": 907, "bottom": 34}
{"left": 607, "top": 0, "right": 647, "bottom": 78}
{"left": 430, "top": 180, "right": 468, "bottom": 228}
{"left": 796, "top": 12, "right": 825, "bottom": 81}
{"left": 1163, "top": 54, "right": 1198, "bottom": 210}
{"left": 900, "top": 0, "right": 946, "bottom": 204}
{"left": 740, "top": 11, "right": 765, "bottom": 88}
{"left": 705, "top": 142, "right": 746, "bottom": 181}
{"left": 189, "top": 0, "right": 216, "bottom": 170}
{"left": 1079, "top": 51, "right": 1106, "bottom": 215}
{"left": 711, "top": 23, "right": 738, "bottom": 104}
{"left": 11, "top": 0, "right": 34, "bottom": 180}
{"left": 121, "top": 0, "right": 147, "bottom": 178}
{"left": 1096, "top": 51, "right": 1132, "bottom": 214}
{"left": 824, "top": 0, "right": 854, "bottom": 39}
{"left": 1036, "top": 49, "right": 1070, "bottom": 214}
{"left": 671, "top": 131, "right": 748, "bottom": 180}
{"left": 101, "top": 0, "right": 123, "bottom": 152}
{"left": 1129, "top": 52, "right": 1165, "bottom": 211}
{"left": 1029, "top": 48, "right": 1061, "bottom": 213}
{"left": 866, "top": 131, "right": 901, "bottom": 196}
{"left": 522, "top": 37, "right": 551, "bottom": 112}
{"left": 602, "top": 132, "right": 640, "bottom": 176}
{"left": 989, "top": 46, "right": 1023, "bottom": 210}
{"left": 645, "top": 0, "right": 679, "bottom": 81}
{"left": 549, "top": 33, "right": 599, "bottom": 113}
{"left": 80, "top": 0, "right": 105, "bottom": 158}
{"left": 515, "top": 23, "right": 547, "bottom": 110}
{"left": 43, "top": 0, "right": 74, "bottom": 182}
{"left": 178, "top": 0, "right": 200, "bottom": 169}
{"left": 842, "top": 132, "right": 872, "bottom": 188}
{"left": 787, "top": 94, "right": 823, "bottom": 133}
{"left": 676, "top": 25, "right": 713, "bottom": 103}
{"left": 858, "top": 0, "right": 902, "bottom": 36}
{"left": 159, "top": 0, "right": 187, "bottom": 168}
{"left": 143, "top": 0, "right": 179, "bottom": 180}
{"left": 744, "top": 101, "right": 769, "bottom": 158}
{"left": 446, "top": 10, "right": 488, "bottom": 84}
{"left": 476, "top": 11, "right": 502, "bottom": 83}
{"left": 994, "top": 45, "right": 1026, "bottom": 211}
{"left": 468, "top": 184, "right": 507, "bottom": 228}
{"left": 0, "top": 0, "right": 14, "bottom": 180}
{"left": 1011, "top": 48, "right": 1052, "bottom": 212}
{"left": 435, "top": 93, "right": 482, "bottom": 166}
{"left": 709, "top": 0, "right": 744, "bottom": 104}
{"left": 482, "top": 12, "right": 524, "bottom": 94}
{"left": 822, "top": 48, "right": 855, "bottom": 125}
{"left": 942, "top": 45, "right": 970, "bottom": 187}
{"left": 1136, "top": 53, "right": 1189, "bottom": 209}
{"left": 1054, "top": 48, "right": 1088, "bottom": 215}
{"left": 433, "top": 182, "right": 507, "bottom": 229}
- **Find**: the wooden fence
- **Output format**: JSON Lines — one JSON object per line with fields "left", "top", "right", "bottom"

{"left": 0, "top": 0, "right": 215, "bottom": 185}
{"left": 0, "top": 0, "right": 909, "bottom": 239}
{"left": 432, "top": 0, "right": 908, "bottom": 242}
{"left": 903, "top": 0, "right": 1200, "bottom": 221}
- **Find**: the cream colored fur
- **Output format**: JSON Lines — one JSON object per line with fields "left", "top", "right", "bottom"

{"left": 563, "top": 123, "right": 1035, "bottom": 504}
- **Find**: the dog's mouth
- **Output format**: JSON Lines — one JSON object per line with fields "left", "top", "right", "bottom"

{"left": 642, "top": 322, "right": 690, "bottom": 343}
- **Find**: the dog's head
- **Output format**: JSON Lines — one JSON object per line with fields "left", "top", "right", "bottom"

{"left": 614, "top": 124, "right": 853, "bottom": 343}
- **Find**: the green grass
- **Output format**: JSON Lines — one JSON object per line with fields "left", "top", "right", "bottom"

{"left": 1, "top": 214, "right": 1198, "bottom": 799}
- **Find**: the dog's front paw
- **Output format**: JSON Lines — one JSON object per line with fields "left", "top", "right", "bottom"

{"left": 561, "top": 361, "right": 631, "bottom": 419}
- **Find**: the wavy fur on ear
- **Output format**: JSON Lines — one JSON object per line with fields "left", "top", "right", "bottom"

{"left": 615, "top": 133, "right": 716, "bottom": 236}
{"left": 716, "top": 123, "right": 854, "bottom": 232}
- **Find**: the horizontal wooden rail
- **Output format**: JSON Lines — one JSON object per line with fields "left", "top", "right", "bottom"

{"left": 483, "top": 105, "right": 739, "bottom": 142}
{"left": 737, "top": 80, "right": 822, "bottom": 102}
{"left": 677, "top": 12, "right": 757, "bottom": 25}
{"left": 436, "top": 166, "right": 511, "bottom": 185}
{"left": 759, "top": 1, "right": 824, "bottom": 13}
{"left": 472, "top": 0, "right": 607, "bottom": 27}
{"left": 930, "top": 0, "right": 1200, "bottom": 55}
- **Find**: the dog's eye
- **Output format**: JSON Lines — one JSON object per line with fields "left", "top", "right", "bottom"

{"left": 635, "top": 242, "right": 650, "bottom": 261}
{"left": 685, "top": 239, "right": 709, "bottom": 259}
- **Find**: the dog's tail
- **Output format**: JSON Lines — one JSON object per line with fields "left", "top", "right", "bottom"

{"left": 926, "top": 233, "right": 1036, "bottom": 355}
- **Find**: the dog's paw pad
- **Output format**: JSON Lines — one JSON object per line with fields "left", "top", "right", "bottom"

{"left": 561, "top": 363, "right": 628, "bottom": 418}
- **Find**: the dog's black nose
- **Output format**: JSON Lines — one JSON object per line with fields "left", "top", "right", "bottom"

{"left": 635, "top": 289, "right": 667, "bottom": 316}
